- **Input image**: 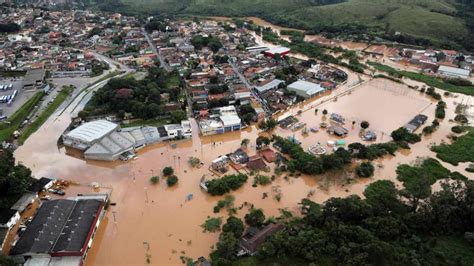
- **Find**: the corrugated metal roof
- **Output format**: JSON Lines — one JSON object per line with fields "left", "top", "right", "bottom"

{"left": 66, "top": 120, "right": 118, "bottom": 143}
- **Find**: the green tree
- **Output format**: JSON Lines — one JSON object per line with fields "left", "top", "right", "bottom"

{"left": 210, "top": 232, "right": 239, "bottom": 261}
{"left": 150, "top": 176, "right": 159, "bottom": 184}
{"left": 259, "top": 118, "right": 278, "bottom": 131}
{"left": 364, "top": 180, "right": 403, "bottom": 215}
{"left": 400, "top": 175, "right": 432, "bottom": 211}
{"left": 162, "top": 166, "right": 174, "bottom": 176}
{"left": 356, "top": 162, "right": 375, "bottom": 177}
{"left": 0, "top": 150, "right": 33, "bottom": 208}
{"left": 222, "top": 216, "right": 244, "bottom": 238}
{"left": 256, "top": 136, "right": 271, "bottom": 149}
{"left": 188, "top": 157, "right": 201, "bottom": 167}
{"left": 167, "top": 175, "right": 178, "bottom": 186}
{"left": 241, "top": 138, "right": 250, "bottom": 149}
{"left": 360, "top": 121, "right": 370, "bottom": 129}
{"left": 201, "top": 217, "right": 222, "bottom": 232}
{"left": 391, "top": 127, "right": 421, "bottom": 143}
{"left": 245, "top": 208, "right": 265, "bottom": 227}
{"left": 170, "top": 110, "right": 187, "bottom": 124}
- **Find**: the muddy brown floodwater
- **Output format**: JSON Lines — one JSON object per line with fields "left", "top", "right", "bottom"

{"left": 14, "top": 18, "right": 473, "bottom": 264}
{"left": 15, "top": 76, "right": 473, "bottom": 265}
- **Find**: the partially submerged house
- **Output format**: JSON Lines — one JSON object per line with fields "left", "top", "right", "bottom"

{"left": 246, "top": 155, "right": 268, "bottom": 171}
{"left": 259, "top": 148, "right": 276, "bottom": 163}
{"left": 238, "top": 223, "right": 284, "bottom": 256}
{"left": 327, "top": 125, "right": 349, "bottom": 137}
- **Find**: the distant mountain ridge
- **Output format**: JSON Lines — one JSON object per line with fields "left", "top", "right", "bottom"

{"left": 90, "top": 0, "right": 473, "bottom": 50}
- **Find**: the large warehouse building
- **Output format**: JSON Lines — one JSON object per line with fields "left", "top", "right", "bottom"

{"left": 287, "top": 80, "right": 326, "bottom": 99}
{"left": 63, "top": 120, "right": 192, "bottom": 161}
{"left": 10, "top": 195, "right": 108, "bottom": 266}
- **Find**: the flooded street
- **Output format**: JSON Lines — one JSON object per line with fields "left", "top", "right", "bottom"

{"left": 13, "top": 17, "right": 473, "bottom": 266}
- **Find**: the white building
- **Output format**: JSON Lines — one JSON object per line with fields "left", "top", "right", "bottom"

{"left": 162, "top": 120, "right": 193, "bottom": 139}
{"left": 63, "top": 120, "right": 192, "bottom": 161}
{"left": 255, "top": 79, "right": 284, "bottom": 94}
{"left": 287, "top": 80, "right": 325, "bottom": 99}
{"left": 220, "top": 115, "right": 242, "bottom": 132}
{"left": 63, "top": 120, "right": 118, "bottom": 150}
{"left": 437, "top": 65, "right": 470, "bottom": 79}
{"left": 198, "top": 119, "right": 225, "bottom": 135}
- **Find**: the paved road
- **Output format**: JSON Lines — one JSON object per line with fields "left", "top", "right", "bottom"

{"left": 228, "top": 58, "right": 272, "bottom": 115}
{"left": 142, "top": 28, "right": 172, "bottom": 72}
{"left": 57, "top": 53, "right": 135, "bottom": 117}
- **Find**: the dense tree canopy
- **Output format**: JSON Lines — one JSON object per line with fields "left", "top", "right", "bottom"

{"left": 0, "top": 150, "right": 33, "bottom": 209}
{"left": 84, "top": 68, "right": 183, "bottom": 119}
{"left": 191, "top": 35, "right": 222, "bottom": 52}
{"left": 244, "top": 208, "right": 266, "bottom": 227}
{"left": 206, "top": 174, "right": 248, "bottom": 196}
{"left": 241, "top": 178, "right": 474, "bottom": 265}
{"left": 222, "top": 216, "right": 244, "bottom": 238}
{"left": 274, "top": 136, "right": 351, "bottom": 175}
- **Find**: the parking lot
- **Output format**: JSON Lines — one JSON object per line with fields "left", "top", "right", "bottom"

{"left": 0, "top": 78, "right": 36, "bottom": 118}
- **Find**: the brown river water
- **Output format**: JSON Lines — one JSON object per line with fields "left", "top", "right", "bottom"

{"left": 14, "top": 18, "right": 473, "bottom": 266}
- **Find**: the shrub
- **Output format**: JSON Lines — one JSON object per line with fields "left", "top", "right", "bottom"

{"left": 201, "top": 217, "right": 222, "bottom": 232}
{"left": 167, "top": 175, "right": 178, "bottom": 186}
{"left": 360, "top": 121, "right": 370, "bottom": 129}
{"left": 356, "top": 162, "right": 375, "bottom": 177}
{"left": 150, "top": 176, "right": 159, "bottom": 184}
{"left": 451, "top": 126, "right": 467, "bottom": 134}
{"left": 454, "top": 114, "right": 468, "bottom": 124}
{"left": 188, "top": 157, "right": 201, "bottom": 168}
{"left": 423, "top": 125, "right": 435, "bottom": 135}
{"left": 391, "top": 127, "right": 421, "bottom": 144}
{"left": 213, "top": 195, "right": 235, "bottom": 213}
{"left": 163, "top": 166, "right": 174, "bottom": 176}
{"left": 253, "top": 175, "right": 272, "bottom": 186}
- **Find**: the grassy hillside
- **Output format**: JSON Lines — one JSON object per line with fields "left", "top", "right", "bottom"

{"left": 96, "top": 0, "right": 473, "bottom": 50}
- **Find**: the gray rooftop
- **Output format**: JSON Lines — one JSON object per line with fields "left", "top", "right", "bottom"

{"left": 10, "top": 199, "right": 103, "bottom": 256}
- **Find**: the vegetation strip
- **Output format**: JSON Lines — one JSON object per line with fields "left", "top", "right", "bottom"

{"left": 18, "top": 87, "right": 73, "bottom": 144}
{"left": 368, "top": 61, "right": 474, "bottom": 96}
{"left": 0, "top": 91, "right": 45, "bottom": 142}
{"left": 431, "top": 128, "right": 474, "bottom": 166}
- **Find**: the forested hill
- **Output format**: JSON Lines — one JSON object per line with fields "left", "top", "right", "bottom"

{"left": 88, "top": 0, "right": 473, "bottom": 50}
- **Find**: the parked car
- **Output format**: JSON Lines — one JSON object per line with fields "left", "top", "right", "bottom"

{"left": 48, "top": 188, "right": 65, "bottom": 196}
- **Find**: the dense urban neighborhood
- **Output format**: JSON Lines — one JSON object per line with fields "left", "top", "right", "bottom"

{"left": 1, "top": 1, "right": 474, "bottom": 266}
